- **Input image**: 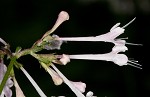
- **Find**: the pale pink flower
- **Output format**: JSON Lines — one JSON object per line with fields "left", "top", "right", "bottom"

{"left": 47, "top": 66, "right": 63, "bottom": 85}
{"left": 13, "top": 77, "right": 25, "bottom": 97}
{"left": 59, "top": 44, "right": 142, "bottom": 69}
{"left": 40, "top": 62, "right": 63, "bottom": 85}
{"left": 59, "top": 54, "right": 70, "bottom": 65}
{"left": 53, "top": 18, "right": 140, "bottom": 50}
{"left": 0, "top": 61, "right": 13, "bottom": 97}
{"left": 70, "top": 81, "right": 86, "bottom": 93}
{"left": 51, "top": 64, "right": 86, "bottom": 97}
{"left": 40, "top": 62, "right": 88, "bottom": 96}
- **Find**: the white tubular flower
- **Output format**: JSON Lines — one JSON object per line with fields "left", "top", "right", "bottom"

{"left": 69, "top": 53, "right": 141, "bottom": 69}
{"left": 0, "top": 61, "right": 13, "bottom": 97}
{"left": 13, "top": 77, "right": 25, "bottom": 97}
{"left": 60, "top": 43, "right": 142, "bottom": 69}
{"left": 53, "top": 18, "right": 140, "bottom": 48}
{"left": 55, "top": 26, "right": 124, "bottom": 43}
{"left": 53, "top": 22, "right": 125, "bottom": 43}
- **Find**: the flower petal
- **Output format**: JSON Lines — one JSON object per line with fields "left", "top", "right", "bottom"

{"left": 112, "top": 54, "right": 128, "bottom": 66}
{"left": 13, "top": 77, "right": 25, "bottom": 97}
{"left": 48, "top": 67, "right": 63, "bottom": 85}
{"left": 0, "top": 62, "right": 13, "bottom": 97}
{"left": 3, "top": 86, "right": 12, "bottom": 97}
{"left": 70, "top": 81, "right": 86, "bottom": 93}
{"left": 59, "top": 54, "right": 70, "bottom": 65}
{"left": 44, "top": 35, "right": 63, "bottom": 50}
{"left": 112, "top": 45, "right": 128, "bottom": 53}
{"left": 86, "top": 91, "right": 94, "bottom": 97}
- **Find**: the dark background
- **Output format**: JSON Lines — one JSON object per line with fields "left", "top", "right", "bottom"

{"left": 0, "top": 0, "right": 149, "bottom": 97}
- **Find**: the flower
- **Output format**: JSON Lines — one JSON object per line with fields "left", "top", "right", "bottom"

{"left": 0, "top": 60, "right": 13, "bottom": 97}
{"left": 44, "top": 35, "right": 63, "bottom": 50}
{"left": 40, "top": 61, "right": 88, "bottom": 97}
{"left": 51, "top": 64, "right": 86, "bottom": 97}
{"left": 58, "top": 54, "right": 70, "bottom": 65}
{"left": 13, "top": 77, "right": 25, "bottom": 97}
{"left": 52, "top": 17, "right": 140, "bottom": 50}
{"left": 57, "top": 43, "right": 142, "bottom": 69}
{"left": 70, "top": 81, "right": 86, "bottom": 93}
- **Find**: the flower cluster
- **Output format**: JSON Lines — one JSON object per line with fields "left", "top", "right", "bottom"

{"left": 0, "top": 11, "right": 142, "bottom": 97}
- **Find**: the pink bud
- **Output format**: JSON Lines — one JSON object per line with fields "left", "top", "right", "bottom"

{"left": 70, "top": 81, "right": 86, "bottom": 93}
{"left": 58, "top": 11, "right": 69, "bottom": 22}
{"left": 59, "top": 54, "right": 70, "bottom": 65}
{"left": 42, "top": 11, "right": 69, "bottom": 39}
{"left": 48, "top": 67, "right": 63, "bottom": 85}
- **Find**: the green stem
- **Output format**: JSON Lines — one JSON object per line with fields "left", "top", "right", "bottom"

{"left": 0, "top": 56, "right": 16, "bottom": 94}
{"left": 16, "top": 46, "right": 43, "bottom": 58}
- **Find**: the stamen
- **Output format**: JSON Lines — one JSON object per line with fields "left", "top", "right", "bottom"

{"left": 127, "top": 63, "right": 142, "bottom": 69}
{"left": 122, "top": 17, "right": 136, "bottom": 28}
{"left": 128, "top": 60, "right": 142, "bottom": 66}
{"left": 126, "top": 42, "right": 143, "bottom": 46}
{"left": 128, "top": 59, "right": 138, "bottom": 62}
{"left": 117, "top": 37, "right": 128, "bottom": 40}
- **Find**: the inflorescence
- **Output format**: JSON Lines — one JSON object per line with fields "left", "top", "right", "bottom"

{"left": 0, "top": 11, "right": 142, "bottom": 97}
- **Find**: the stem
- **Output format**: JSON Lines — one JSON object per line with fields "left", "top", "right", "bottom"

{"left": 15, "top": 46, "right": 43, "bottom": 58}
{"left": 0, "top": 56, "right": 16, "bottom": 94}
